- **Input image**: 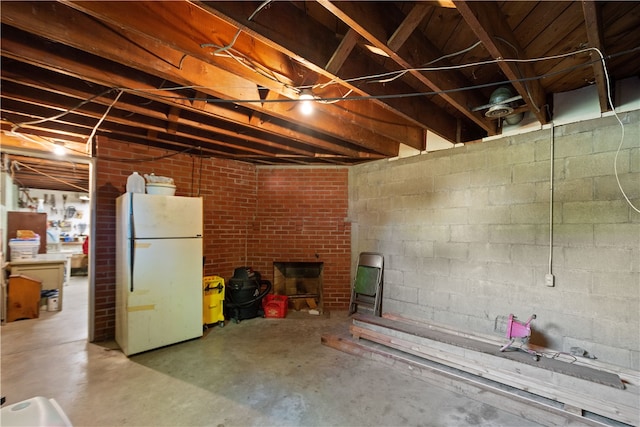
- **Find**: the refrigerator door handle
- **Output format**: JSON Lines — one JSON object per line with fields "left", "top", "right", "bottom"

{"left": 129, "top": 194, "right": 135, "bottom": 292}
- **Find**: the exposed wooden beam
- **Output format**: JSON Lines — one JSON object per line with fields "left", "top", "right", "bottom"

{"left": 57, "top": 0, "right": 406, "bottom": 153}
{"left": 325, "top": 28, "right": 359, "bottom": 75}
{"left": 317, "top": 0, "right": 496, "bottom": 135}
{"left": 387, "top": 3, "right": 431, "bottom": 51}
{"left": 2, "top": 1, "right": 399, "bottom": 158}
{"left": 2, "top": 9, "right": 394, "bottom": 160}
{"left": 196, "top": 0, "right": 451, "bottom": 147}
{"left": 581, "top": 0, "right": 609, "bottom": 112}
{"left": 453, "top": 0, "right": 548, "bottom": 125}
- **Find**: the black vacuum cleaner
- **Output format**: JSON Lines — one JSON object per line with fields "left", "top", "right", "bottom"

{"left": 225, "top": 267, "right": 272, "bottom": 323}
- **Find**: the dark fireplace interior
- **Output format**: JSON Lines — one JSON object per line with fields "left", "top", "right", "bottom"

{"left": 273, "top": 262, "right": 324, "bottom": 312}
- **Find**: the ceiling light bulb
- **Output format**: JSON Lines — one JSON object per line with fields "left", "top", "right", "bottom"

{"left": 299, "top": 90, "right": 315, "bottom": 116}
{"left": 54, "top": 144, "right": 66, "bottom": 156}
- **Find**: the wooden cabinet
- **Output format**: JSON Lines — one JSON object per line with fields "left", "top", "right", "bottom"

{"left": 6, "top": 274, "right": 42, "bottom": 322}
{"left": 7, "top": 212, "right": 47, "bottom": 259}
{"left": 9, "top": 255, "right": 66, "bottom": 310}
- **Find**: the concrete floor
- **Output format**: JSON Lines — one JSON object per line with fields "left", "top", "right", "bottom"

{"left": 1, "top": 276, "right": 542, "bottom": 426}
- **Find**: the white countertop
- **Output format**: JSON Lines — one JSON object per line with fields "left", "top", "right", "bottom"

{"left": 9, "top": 253, "right": 70, "bottom": 265}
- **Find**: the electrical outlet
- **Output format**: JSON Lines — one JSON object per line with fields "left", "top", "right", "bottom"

{"left": 545, "top": 273, "right": 555, "bottom": 287}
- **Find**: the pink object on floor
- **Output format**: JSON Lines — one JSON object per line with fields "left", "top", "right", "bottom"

{"left": 500, "top": 313, "right": 537, "bottom": 354}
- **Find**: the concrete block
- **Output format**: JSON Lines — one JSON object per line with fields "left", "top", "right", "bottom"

{"left": 421, "top": 258, "right": 451, "bottom": 277}
{"left": 386, "top": 284, "right": 419, "bottom": 304}
{"left": 595, "top": 173, "right": 640, "bottom": 200}
{"left": 510, "top": 203, "right": 548, "bottom": 224}
{"left": 383, "top": 268, "right": 404, "bottom": 286}
{"left": 451, "top": 224, "right": 489, "bottom": 243}
{"left": 631, "top": 147, "right": 640, "bottom": 173}
{"left": 430, "top": 207, "right": 468, "bottom": 225}
{"left": 434, "top": 171, "right": 470, "bottom": 190}
{"left": 404, "top": 270, "right": 434, "bottom": 290}
{"left": 471, "top": 165, "right": 512, "bottom": 188}
{"left": 553, "top": 178, "right": 594, "bottom": 202}
{"left": 449, "top": 259, "right": 488, "bottom": 280}
{"left": 562, "top": 200, "right": 630, "bottom": 224}
{"left": 402, "top": 240, "right": 434, "bottom": 258}
{"left": 418, "top": 225, "right": 450, "bottom": 242}
{"left": 468, "top": 206, "right": 510, "bottom": 224}
{"left": 486, "top": 263, "right": 534, "bottom": 286}
{"left": 450, "top": 150, "right": 486, "bottom": 173}
{"left": 552, "top": 224, "right": 594, "bottom": 246}
{"left": 594, "top": 223, "right": 640, "bottom": 247}
{"left": 565, "top": 151, "right": 620, "bottom": 179}
{"left": 554, "top": 131, "right": 594, "bottom": 158}
{"left": 489, "top": 224, "right": 537, "bottom": 244}
{"left": 565, "top": 246, "right": 634, "bottom": 272}
{"left": 489, "top": 183, "right": 537, "bottom": 205}
{"left": 593, "top": 316, "right": 640, "bottom": 349}
{"left": 511, "top": 244, "right": 549, "bottom": 267}
{"left": 468, "top": 243, "right": 511, "bottom": 263}
{"left": 547, "top": 268, "right": 592, "bottom": 293}
{"left": 512, "top": 161, "right": 549, "bottom": 183}
{"left": 418, "top": 289, "right": 451, "bottom": 308}
{"left": 507, "top": 140, "right": 536, "bottom": 164}
{"left": 434, "top": 241, "right": 469, "bottom": 260}
{"left": 591, "top": 271, "right": 640, "bottom": 298}
{"left": 446, "top": 189, "right": 473, "bottom": 207}
{"left": 563, "top": 337, "right": 638, "bottom": 371}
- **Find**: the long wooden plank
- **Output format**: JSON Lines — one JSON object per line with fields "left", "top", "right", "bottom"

{"left": 321, "top": 332, "right": 606, "bottom": 427}
{"left": 351, "top": 321, "right": 639, "bottom": 425}
{"left": 356, "top": 314, "right": 624, "bottom": 389}
{"left": 383, "top": 312, "right": 640, "bottom": 386}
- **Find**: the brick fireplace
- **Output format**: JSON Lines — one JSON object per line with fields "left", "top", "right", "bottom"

{"left": 273, "top": 262, "right": 324, "bottom": 312}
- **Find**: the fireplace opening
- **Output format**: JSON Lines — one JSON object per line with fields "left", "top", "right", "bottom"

{"left": 273, "top": 262, "right": 323, "bottom": 312}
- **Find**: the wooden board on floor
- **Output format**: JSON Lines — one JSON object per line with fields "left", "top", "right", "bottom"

{"left": 354, "top": 314, "right": 624, "bottom": 389}
{"left": 350, "top": 314, "right": 639, "bottom": 426}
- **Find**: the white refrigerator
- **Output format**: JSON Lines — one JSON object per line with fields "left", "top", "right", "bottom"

{"left": 116, "top": 193, "right": 203, "bottom": 356}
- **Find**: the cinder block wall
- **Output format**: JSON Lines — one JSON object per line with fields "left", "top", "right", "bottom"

{"left": 349, "top": 111, "right": 639, "bottom": 370}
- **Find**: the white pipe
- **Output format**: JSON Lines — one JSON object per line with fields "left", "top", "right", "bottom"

{"left": 548, "top": 122, "right": 554, "bottom": 276}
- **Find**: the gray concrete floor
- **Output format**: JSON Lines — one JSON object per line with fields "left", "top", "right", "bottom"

{"left": 1, "top": 276, "right": 541, "bottom": 426}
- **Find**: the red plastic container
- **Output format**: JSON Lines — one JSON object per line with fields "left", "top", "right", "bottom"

{"left": 262, "top": 295, "right": 288, "bottom": 318}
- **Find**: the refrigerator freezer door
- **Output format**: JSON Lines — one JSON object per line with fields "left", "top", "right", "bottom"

{"left": 119, "top": 237, "right": 203, "bottom": 355}
{"left": 131, "top": 193, "right": 203, "bottom": 238}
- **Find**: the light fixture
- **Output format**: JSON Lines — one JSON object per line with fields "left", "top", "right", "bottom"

{"left": 53, "top": 142, "right": 66, "bottom": 156}
{"left": 299, "top": 89, "right": 315, "bottom": 116}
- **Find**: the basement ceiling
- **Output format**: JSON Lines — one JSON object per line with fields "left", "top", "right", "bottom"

{"left": 1, "top": 1, "right": 639, "bottom": 191}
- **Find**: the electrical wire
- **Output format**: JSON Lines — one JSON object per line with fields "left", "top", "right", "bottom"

{"left": 6, "top": 43, "right": 639, "bottom": 213}
{"left": 98, "top": 146, "right": 199, "bottom": 163}
{"left": 12, "top": 160, "right": 89, "bottom": 193}
{"left": 86, "top": 90, "right": 123, "bottom": 151}
{"left": 592, "top": 46, "right": 640, "bottom": 214}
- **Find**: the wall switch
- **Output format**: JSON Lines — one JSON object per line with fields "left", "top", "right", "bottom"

{"left": 545, "top": 273, "right": 555, "bottom": 287}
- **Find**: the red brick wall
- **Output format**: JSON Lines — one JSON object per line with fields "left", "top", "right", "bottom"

{"left": 92, "top": 139, "right": 351, "bottom": 341}
{"left": 93, "top": 138, "right": 257, "bottom": 341}
{"left": 251, "top": 167, "right": 351, "bottom": 311}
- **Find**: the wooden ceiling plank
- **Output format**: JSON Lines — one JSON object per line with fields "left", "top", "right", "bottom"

{"left": 453, "top": 0, "right": 548, "bottom": 125}
{"left": 167, "top": 106, "right": 181, "bottom": 134}
{"left": 2, "top": 55, "right": 361, "bottom": 158}
{"left": 325, "top": 28, "right": 359, "bottom": 75}
{"left": 197, "top": 1, "right": 431, "bottom": 147}
{"left": 387, "top": 3, "right": 431, "bottom": 51}
{"left": 0, "top": 30, "right": 386, "bottom": 160}
{"left": 2, "top": 2, "right": 398, "bottom": 158}
{"left": 58, "top": 0, "right": 407, "bottom": 153}
{"left": 3, "top": 81, "right": 320, "bottom": 159}
{"left": 317, "top": 0, "right": 496, "bottom": 135}
{"left": 582, "top": 0, "right": 608, "bottom": 112}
